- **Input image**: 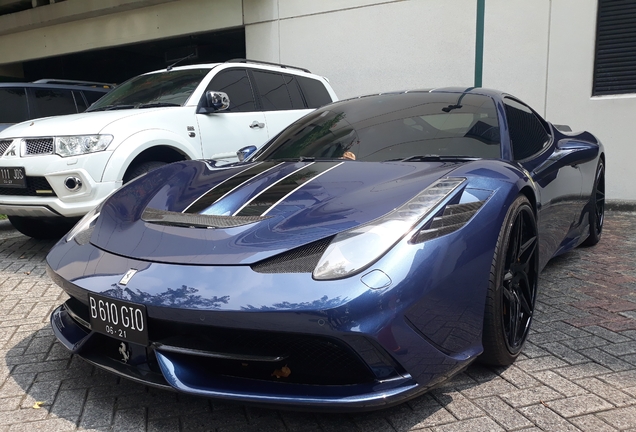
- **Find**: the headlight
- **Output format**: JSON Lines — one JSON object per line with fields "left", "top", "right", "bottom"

{"left": 55, "top": 135, "right": 113, "bottom": 157}
{"left": 66, "top": 205, "right": 101, "bottom": 243}
{"left": 313, "top": 178, "right": 466, "bottom": 280}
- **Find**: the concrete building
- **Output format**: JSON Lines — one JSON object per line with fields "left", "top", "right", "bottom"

{"left": 0, "top": 0, "right": 633, "bottom": 202}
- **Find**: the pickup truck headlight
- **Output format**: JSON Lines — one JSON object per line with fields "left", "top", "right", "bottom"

{"left": 55, "top": 135, "right": 113, "bottom": 157}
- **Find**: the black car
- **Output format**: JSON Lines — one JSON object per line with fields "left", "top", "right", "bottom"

{"left": 0, "top": 80, "right": 112, "bottom": 132}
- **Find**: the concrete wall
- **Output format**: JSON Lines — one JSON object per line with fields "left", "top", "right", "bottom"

{"left": 0, "top": 0, "right": 243, "bottom": 63}
{"left": 245, "top": 0, "right": 635, "bottom": 201}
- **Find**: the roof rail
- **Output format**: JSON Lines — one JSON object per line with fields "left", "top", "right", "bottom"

{"left": 225, "top": 59, "right": 311, "bottom": 74}
{"left": 32, "top": 79, "right": 115, "bottom": 89}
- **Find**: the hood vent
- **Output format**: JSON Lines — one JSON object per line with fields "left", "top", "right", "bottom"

{"left": 251, "top": 236, "right": 333, "bottom": 274}
{"left": 142, "top": 208, "right": 270, "bottom": 228}
{"left": 412, "top": 200, "right": 485, "bottom": 243}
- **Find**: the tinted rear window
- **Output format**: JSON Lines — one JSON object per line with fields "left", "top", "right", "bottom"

{"left": 83, "top": 89, "right": 106, "bottom": 106}
{"left": 256, "top": 92, "right": 501, "bottom": 162}
{"left": 32, "top": 89, "right": 77, "bottom": 118}
{"left": 252, "top": 71, "right": 293, "bottom": 111}
{"left": 296, "top": 76, "right": 332, "bottom": 108}
{"left": 0, "top": 88, "right": 28, "bottom": 123}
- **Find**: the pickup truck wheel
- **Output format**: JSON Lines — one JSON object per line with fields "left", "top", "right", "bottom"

{"left": 8, "top": 216, "right": 79, "bottom": 239}
{"left": 123, "top": 161, "right": 167, "bottom": 183}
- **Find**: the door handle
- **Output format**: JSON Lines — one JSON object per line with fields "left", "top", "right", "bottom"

{"left": 249, "top": 121, "right": 265, "bottom": 129}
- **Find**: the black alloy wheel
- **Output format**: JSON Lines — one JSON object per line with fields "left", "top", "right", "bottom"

{"left": 481, "top": 195, "right": 538, "bottom": 366}
{"left": 582, "top": 160, "right": 604, "bottom": 246}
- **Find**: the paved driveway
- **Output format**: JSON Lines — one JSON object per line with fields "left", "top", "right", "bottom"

{"left": 0, "top": 212, "right": 635, "bottom": 432}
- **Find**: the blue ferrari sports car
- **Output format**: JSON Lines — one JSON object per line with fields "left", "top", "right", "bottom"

{"left": 47, "top": 87, "right": 604, "bottom": 410}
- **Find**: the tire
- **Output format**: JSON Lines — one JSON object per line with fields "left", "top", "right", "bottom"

{"left": 123, "top": 161, "right": 167, "bottom": 184}
{"left": 8, "top": 216, "right": 79, "bottom": 239}
{"left": 480, "top": 195, "right": 538, "bottom": 366}
{"left": 581, "top": 160, "right": 605, "bottom": 247}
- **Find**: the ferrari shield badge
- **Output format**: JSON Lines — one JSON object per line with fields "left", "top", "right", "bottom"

{"left": 119, "top": 269, "right": 137, "bottom": 286}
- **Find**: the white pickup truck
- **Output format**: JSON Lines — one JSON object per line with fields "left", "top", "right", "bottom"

{"left": 0, "top": 60, "right": 337, "bottom": 237}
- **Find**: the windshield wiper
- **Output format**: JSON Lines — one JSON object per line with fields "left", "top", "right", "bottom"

{"left": 388, "top": 155, "right": 481, "bottom": 162}
{"left": 87, "top": 104, "right": 136, "bottom": 112}
{"left": 138, "top": 102, "right": 181, "bottom": 109}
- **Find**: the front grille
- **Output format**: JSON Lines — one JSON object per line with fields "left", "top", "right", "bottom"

{"left": 24, "top": 138, "right": 54, "bottom": 155}
{"left": 0, "top": 176, "right": 55, "bottom": 196}
{"left": 251, "top": 236, "right": 333, "bottom": 273}
{"left": 0, "top": 140, "right": 12, "bottom": 155}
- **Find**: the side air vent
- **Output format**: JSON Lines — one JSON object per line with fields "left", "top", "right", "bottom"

{"left": 412, "top": 201, "right": 485, "bottom": 243}
{"left": 24, "top": 138, "right": 54, "bottom": 155}
{"left": 251, "top": 236, "right": 333, "bottom": 274}
{"left": 142, "top": 208, "right": 270, "bottom": 228}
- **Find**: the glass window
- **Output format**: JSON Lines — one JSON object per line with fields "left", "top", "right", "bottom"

{"left": 206, "top": 69, "right": 256, "bottom": 112}
{"left": 283, "top": 74, "right": 305, "bottom": 109}
{"left": 32, "top": 89, "right": 77, "bottom": 118}
{"left": 83, "top": 90, "right": 106, "bottom": 106}
{"left": 73, "top": 91, "right": 87, "bottom": 112}
{"left": 252, "top": 71, "right": 293, "bottom": 111}
{"left": 504, "top": 98, "right": 550, "bottom": 160}
{"left": 254, "top": 92, "right": 501, "bottom": 162}
{"left": 88, "top": 68, "right": 210, "bottom": 111}
{"left": 296, "top": 76, "right": 332, "bottom": 108}
{"left": 0, "top": 88, "right": 28, "bottom": 123}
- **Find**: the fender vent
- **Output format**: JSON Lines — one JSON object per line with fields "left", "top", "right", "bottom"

{"left": 251, "top": 236, "right": 333, "bottom": 274}
{"left": 412, "top": 201, "right": 485, "bottom": 243}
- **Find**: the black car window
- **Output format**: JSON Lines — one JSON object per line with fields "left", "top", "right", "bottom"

{"left": 283, "top": 74, "right": 305, "bottom": 109}
{"left": 504, "top": 98, "right": 550, "bottom": 160}
{"left": 206, "top": 69, "right": 256, "bottom": 112}
{"left": 0, "top": 88, "right": 28, "bottom": 123}
{"left": 252, "top": 71, "right": 293, "bottom": 111}
{"left": 296, "top": 76, "right": 332, "bottom": 108}
{"left": 73, "top": 91, "right": 88, "bottom": 111}
{"left": 32, "top": 88, "right": 77, "bottom": 118}
{"left": 83, "top": 90, "right": 106, "bottom": 106}
{"left": 255, "top": 92, "right": 501, "bottom": 162}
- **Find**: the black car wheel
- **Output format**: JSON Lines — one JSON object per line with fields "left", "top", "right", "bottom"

{"left": 8, "top": 216, "right": 79, "bottom": 239}
{"left": 481, "top": 195, "right": 538, "bottom": 366}
{"left": 581, "top": 160, "right": 605, "bottom": 247}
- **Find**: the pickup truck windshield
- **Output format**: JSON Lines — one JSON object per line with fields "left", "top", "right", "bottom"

{"left": 87, "top": 68, "right": 211, "bottom": 112}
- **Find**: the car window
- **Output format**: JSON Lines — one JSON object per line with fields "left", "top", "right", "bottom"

{"left": 296, "top": 76, "right": 332, "bottom": 108}
{"left": 0, "top": 87, "right": 28, "bottom": 123}
{"left": 206, "top": 69, "right": 256, "bottom": 112}
{"left": 32, "top": 88, "right": 77, "bottom": 118}
{"left": 88, "top": 68, "right": 210, "bottom": 111}
{"left": 73, "top": 91, "right": 88, "bottom": 111}
{"left": 504, "top": 97, "right": 550, "bottom": 160}
{"left": 255, "top": 92, "right": 501, "bottom": 162}
{"left": 251, "top": 70, "right": 293, "bottom": 111}
{"left": 283, "top": 74, "right": 305, "bottom": 109}
{"left": 83, "top": 90, "right": 106, "bottom": 106}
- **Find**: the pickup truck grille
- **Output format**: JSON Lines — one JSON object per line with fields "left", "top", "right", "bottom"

{"left": 0, "top": 177, "right": 56, "bottom": 196}
{"left": 0, "top": 140, "right": 12, "bottom": 155}
{"left": 24, "top": 138, "right": 54, "bottom": 155}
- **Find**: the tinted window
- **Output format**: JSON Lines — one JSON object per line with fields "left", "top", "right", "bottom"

{"left": 207, "top": 69, "right": 256, "bottom": 112}
{"left": 255, "top": 92, "right": 501, "bottom": 162}
{"left": 504, "top": 98, "right": 550, "bottom": 160}
{"left": 283, "top": 74, "right": 305, "bottom": 109}
{"left": 296, "top": 76, "right": 332, "bottom": 108}
{"left": 73, "top": 91, "right": 87, "bottom": 111}
{"left": 83, "top": 90, "right": 106, "bottom": 106}
{"left": 32, "top": 89, "right": 77, "bottom": 118}
{"left": 252, "top": 71, "right": 293, "bottom": 111}
{"left": 0, "top": 88, "right": 28, "bottom": 123}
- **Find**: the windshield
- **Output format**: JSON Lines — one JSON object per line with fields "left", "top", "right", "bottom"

{"left": 87, "top": 68, "right": 211, "bottom": 111}
{"left": 255, "top": 92, "right": 501, "bottom": 162}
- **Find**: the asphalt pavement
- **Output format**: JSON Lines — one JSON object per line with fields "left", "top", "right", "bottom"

{"left": 0, "top": 212, "right": 635, "bottom": 431}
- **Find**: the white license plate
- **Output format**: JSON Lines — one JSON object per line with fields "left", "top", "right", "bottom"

{"left": 88, "top": 293, "right": 149, "bottom": 346}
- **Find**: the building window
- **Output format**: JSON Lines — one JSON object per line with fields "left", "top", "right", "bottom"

{"left": 593, "top": 0, "right": 636, "bottom": 96}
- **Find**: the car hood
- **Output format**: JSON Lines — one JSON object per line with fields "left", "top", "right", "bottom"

{"left": 0, "top": 108, "right": 177, "bottom": 138}
{"left": 90, "top": 159, "right": 465, "bottom": 265}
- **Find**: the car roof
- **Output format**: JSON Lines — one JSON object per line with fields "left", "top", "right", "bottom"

{"left": 0, "top": 82, "right": 111, "bottom": 92}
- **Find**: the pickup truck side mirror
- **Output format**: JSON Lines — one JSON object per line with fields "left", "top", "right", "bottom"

{"left": 197, "top": 91, "right": 230, "bottom": 114}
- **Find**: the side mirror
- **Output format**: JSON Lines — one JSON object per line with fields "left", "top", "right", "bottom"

{"left": 198, "top": 91, "right": 230, "bottom": 114}
{"left": 237, "top": 145, "right": 257, "bottom": 162}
